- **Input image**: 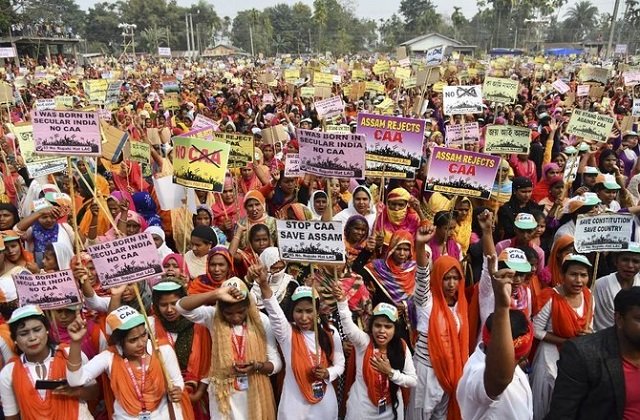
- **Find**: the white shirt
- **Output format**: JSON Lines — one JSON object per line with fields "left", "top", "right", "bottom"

{"left": 594, "top": 272, "right": 640, "bottom": 331}
{"left": 0, "top": 347, "right": 94, "bottom": 419}
{"left": 66, "top": 343, "right": 184, "bottom": 420}
{"left": 456, "top": 346, "right": 533, "bottom": 420}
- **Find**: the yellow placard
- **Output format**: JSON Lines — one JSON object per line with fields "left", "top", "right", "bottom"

{"left": 351, "top": 69, "right": 366, "bottom": 80}
{"left": 395, "top": 68, "right": 411, "bottom": 81}
{"left": 300, "top": 87, "right": 316, "bottom": 97}
{"left": 313, "top": 72, "right": 334, "bottom": 87}
{"left": 162, "top": 93, "right": 181, "bottom": 109}
{"left": 54, "top": 96, "right": 74, "bottom": 109}
{"left": 172, "top": 137, "right": 231, "bottom": 192}
{"left": 365, "top": 81, "right": 385, "bottom": 94}
{"left": 284, "top": 68, "right": 300, "bottom": 82}
{"left": 373, "top": 61, "right": 390, "bottom": 75}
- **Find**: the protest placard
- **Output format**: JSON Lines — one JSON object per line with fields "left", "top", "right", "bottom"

{"left": 574, "top": 213, "right": 634, "bottom": 253}
{"left": 372, "top": 61, "right": 390, "bottom": 75}
{"left": 426, "top": 46, "right": 444, "bottom": 66}
{"left": 445, "top": 122, "right": 480, "bottom": 146}
{"left": 0, "top": 82, "right": 14, "bottom": 105}
{"left": 482, "top": 77, "right": 519, "bottom": 103}
{"left": 32, "top": 110, "right": 101, "bottom": 156}
{"left": 624, "top": 71, "right": 640, "bottom": 87}
{"left": 284, "top": 68, "right": 300, "bottom": 82}
{"left": 35, "top": 98, "right": 55, "bottom": 110}
{"left": 13, "top": 270, "right": 81, "bottom": 310}
{"left": 9, "top": 123, "right": 66, "bottom": 178}
{"left": 351, "top": 69, "right": 366, "bottom": 80}
{"left": 158, "top": 47, "right": 172, "bottom": 56}
{"left": 326, "top": 124, "right": 351, "bottom": 133}
{"left": 262, "top": 125, "right": 289, "bottom": 146}
{"left": 484, "top": 125, "right": 531, "bottom": 154}
{"left": 87, "top": 233, "right": 164, "bottom": 288}
{"left": 576, "top": 84, "right": 590, "bottom": 97}
{"left": 566, "top": 109, "right": 616, "bottom": 142}
{"left": 314, "top": 96, "right": 345, "bottom": 120}
{"left": 300, "top": 87, "right": 316, "bottom": 98}
{"left": 183, "top": 126, "right": 215, "bottom": 141}
{"left": 126, "top": 142, "right": 150, "bottom": 164}
{"left": 192, "top": 113, "right": 220, "bottom": 131}
{"left": 100, "top": 120, "right": 129, "bottom": 162}
{"left": 394, "top": 67, "right": 411, "bottom": 81}
{"left": 425, "top": 147, "right": 500, "bottom": 199}
{"left": 552, "top": 79, "right": 570, "bottom": 94}
{"left": 615, "top": 44, "right": 628, "bottom": 54}
{"left": 365, "top": 81, "right": 385, "bottom": 94}
{"left": 213, "top": 132, "right": 253, "bottom": 168}
{"left": 105, "top": 81, "right": 122, "bottom": 110}
{"left": 578, "top": 66, "right": 610, "bottom": 84}
{"left": 357, "top": 113, "right": 425, "bottom": 177}
{"left": 633, "top": 99, "right": 640, "bottom": 117}
{"left": 297, "top": 128, "right": 365, "bottom": 178}
{"left": 83, "top": 79, "right": 108, "bottom": 104}
{"left": 172, "top": 136, "right": 230, "bottom": 192}
{"left": 162, "top": 93, "right": 181, "bottom": 109}
{"left": 0, "top": 47, "right": 16, "bottom": 58}
{"left": 284, "top": 154, "right": 302, "bottom": 178}
{"left": 53, "top": 95, "right": 74, "bottom": 109}
{"left": 443, "top": 85, "right": 484, "bottom": 115}
{"left": 276, "top": 220, "right": 345, "bottom": 263}
{"left": 313, "top": 72, "right": 334, "bottom": 87}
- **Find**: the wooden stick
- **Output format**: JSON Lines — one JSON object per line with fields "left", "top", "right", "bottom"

{"left": 590, "top": 252, "right": 600, "bottom": 290}
{"left": 71, "top": 161, "right": 119, "bottom": 232}
{"left": 310, "top": 266, "right": 321, "bottom": 366}
{"left": 67, "top": 157, "right": 83, "bottom": 253}
{"left": 181, "top": 200, "right": 189, "bottom": 272}
{"left": 132, "top": 283, "right": 177, "bottom": 420}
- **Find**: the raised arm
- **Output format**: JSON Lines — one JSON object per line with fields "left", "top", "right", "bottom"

{"left": 333, "top": 280, "right": 370, "bottom": 349}
{"left": 250, "top": 263, "right": 293, "bottom": 343}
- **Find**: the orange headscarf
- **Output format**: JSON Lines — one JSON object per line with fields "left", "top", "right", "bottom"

{"left": 290, "top": 329, "right": 330, "bottom": 404}
{"left": 109, "top": 350, "right": 165, "bottom": 415}
{"left": 154, "top": 321, "right": 211, "bottom": 385}
{"left": 427, "top": 256, "right": 469, "bottom": 420}
{"left": 10, "top": 345, "right": 79, "bottom": 420}
{"left": 243, "top": 190, "right": 268, "bottom": 224}
{"left": 547, "top": 236, "right": 574, "bottom": 287}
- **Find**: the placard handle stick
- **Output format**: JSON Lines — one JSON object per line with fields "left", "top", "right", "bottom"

{"left": 590, "top": 252, "right": 600, "bottom": 291}
{"left": 310, "top": 266, "right": 321, "bottom": 366}
{"left": 67, "top": 156, "right": 84, "bottom": 254}
{"left": 132, "top": 283, "right": 177, "bottom": 420}
{"left": 71, "top": 161, "right": 119, "bottom": 232}
{"left": 181, "top": 199, "right": 189, "bottom": 273}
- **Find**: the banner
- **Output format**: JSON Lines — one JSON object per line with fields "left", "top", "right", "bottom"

{"left": 183, "top": 126, "right": 215, "bottom": 141}
{"left": 443, "top": 85, "right": 484, "bottom": 115}
{"left": 357, "top": 113, "right": 425, "bottom": 177}
{"left": 482, "top": 77, "right": 519, "bottom": 103}
{"left": 426, "top": 46, "right": 444, "bottom": 66}
{"left": 276, "top": 220, "right": 345, "bottom": 263}
{"left": 633, "top": 99, "right": 640, "bottom": 117}
{"left": 445, "top": 122, "right": 480, "bottom": 146}
{"left": 87, "top": 233, "right": 164, "bottom": 288}
{"left": 0, "top": 82, "right": 14, "bottom": 105}
{"left": 297, "top": 128, "right": 365, "bottom": 178}
{"left": 172, "top": 136, "right": 230, "bottom": 192}
{"left": 574, "top": 213, "right": 634, "bottom": 253}
{"left": 213, "top": 132, "right": 253, "bottom": 168}
{"left": 32, "top": 110, "right": 101, "bottom": 156}
{"left": 300, "top": 87, "right": 315, "bottom": 97}
{"left": 13, "top": 270, "right": 81, "bottom": 310}
{"left": 566, "top": 109, "right": 615, "bottom": 142}
{"left": 158, "top": 47, "right": 172, "bottom": 56}
{"left": 326, "top": 124, "right": 351, "bottom": 133}
{"left": 624, "top": 71, "right": 640, "bottom": 87}
{"left": 578, "top": 66, "right": 610, "bottom": 84}
{"left": 425, "top": 147, "right": 500, "bottom": 199}
{"left": 162, "top": 93, "right": 181, "bottom": 109}
{"left": 484, "top": 125, "right": 531, "bottom": 155}
{"left": 314, "top": 96, "right": 344, "bottom": 120}
{"left": 9, "top": 124, "right": 66, "bottom": 178}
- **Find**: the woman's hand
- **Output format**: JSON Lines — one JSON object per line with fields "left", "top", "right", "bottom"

{"left": 370, "top": 353, "right": 393, "bottom": 376}
{"left": 477, "top": 209, "right": 494, "bottom": 232}
{"left": 415, "top": 226, "right": 435, "bottom": 245}
{"left": 365, "top": 235, "right": 377, "bottom": 252}
{"left": 247, "top": 263, "right": 268, "bottom": 287}
{"left": 168, "top": 386, "right": 183, "bottom": 403}
{"left": 118, "top": 199, "right": 129, "bottom": 215}
{"left": 89, "top": 202, "right": 99, "bottom": 217}
{"left": 332, "top": 280, "right": 346, "bottom": 302}
{"left": 66, "top": 314, "right": 88, "bottom": 342}
{"left": 214, "top": 286, "right": 245, "bottom": 303}
{"left": 312, "top": 365, "right": 329, "bottom": 380}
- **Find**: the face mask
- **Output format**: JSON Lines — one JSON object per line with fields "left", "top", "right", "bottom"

{"left": 387, "top": 206, "right": 407, "bottom": 224}
{"left": 268, "top": 270, "right": 285, "bottom": 284}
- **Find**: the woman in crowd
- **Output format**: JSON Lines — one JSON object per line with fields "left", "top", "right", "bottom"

{"left": 532, "top": 163, "right": 562, "bottom": 202}
{"left": 344, "top": 215, "right": 375, "bottom": 268}
{"left": 252, "top": 265, "right": 345, "bottom": 419}
{"left": 177, "top": 279, "right": 281, "bottom": 419}
{"left": 428, "top": 211, "right": 462, "bottom": 262}
{"left": 379, "top": 188, "right": 423, "bottom": 246}
{"left": 145, "top": 226, "right": 174, "bottom": 259}
{"left": 250, "top": 247, "right": 298, "bottom": 312}
{"left": 15, "top": 205, "right": 74, "bottom": 266}
{"left": 188, "top": 247, "right": 235, "bottom": 295}
{"left": 229, "top": 223, "right": 272, "bottom": 279}
{"left": 530, "top": 254, "right": 594, "bottom": 420}
{"left": 236, "top": 190, "right": 278, "bottom": 249}
{"left": 334, "top": 185, "right": 377, "bottom": 235}
{"left": 183, "top": 225, "right": 218, "bottom": 280}
{"left": 162, "top": 253, "right": 191, "bottom": 283}
{"left": 0, "top": 305, "right": 98, "bottom": 420}
{"left": 65, "top": 305, "right": 192, "bottom": 419}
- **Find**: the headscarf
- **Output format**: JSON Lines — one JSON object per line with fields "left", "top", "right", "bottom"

{"left": 250, "top": 247, "right": 296, "bottom": 307}
{"left": 1, "top": 230, "right": 34, "bottom": 265}
{"left": 107, "top": 191, "right": 135, "bottom": 211}
{"left": 162, "top": 253, "right": 190, "bottom": 279}
{"left": 386, "top": 188, "right": 411, "bottom": 224}
{"left": 333, "top": 185, "right": 377, "bottom": 234}
{"left": 452, "top": 197, "right": 473, "bottom": 254}
{"left": 243, "top": 190, "right": 268, "bottom": 224}
{"left": 211, "top": 176, "right": 243, "bottom": 228}
{"left": 365, "top": 230, "right": 416, "bottom": 304}
{"left": 190, "top": 225, "right": 218, "bottom": 245}
{"left": 276, "top": 203, "right": 313, "bottom": 221}
{"left": 188, "top": 247, "right": 235, "bottom": 295}
{"left": 52, "top": 242, "right": 73, "bottom": 270}
{"left": 114, "top": 210, "right": 149, "bottom": 232}
{"left": 532, "top": 163, "right": 560, "bottom": 202}
{"left": 237, "top": 166, "right": 261, "bottom": 195}
{"left": 145, "top": 226, "right": 173, "bottom": 259}
{"left": 546, "top": 235, "right": 575, "bottom": 287}
{"left": 308, "top": 190, "right": 328, "bottom": 220}
{"left": 132, "top": 192, "right": 162, "bottom": 227}
{"left": 344, "top": 215, "right": 368, "bottom": 265}
{"left": 428, "top": 256, "right": 469, "bottom": 420}
{"left": 194, "top": 204, "right": 214, "bottom": 226}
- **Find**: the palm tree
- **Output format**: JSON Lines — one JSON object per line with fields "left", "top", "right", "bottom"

{"left": 563, "top": 1, "right": 599, "bottom": 42}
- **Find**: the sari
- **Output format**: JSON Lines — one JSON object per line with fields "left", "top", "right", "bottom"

{"left": 188, "top": 247, "right": 235, "bottom": 295}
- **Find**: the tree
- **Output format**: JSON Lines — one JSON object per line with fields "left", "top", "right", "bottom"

{"left": 399, "top": 0, "right": 444, "bottom": 39}
{"left": 451, "top": 6, "right": 467, "bottom": 41}
{"left": 0, "top": 0, "right": 17, "bottom": 36}
{"left": 563, "top": 1, "right": 599, "bottom": 41}
{"left": 231, "top": 9, "right": 272, "bottom": 55}
{"left": 85, "top": 2, "right": 121, "bottom": 53}
{"left": 20, "top": 0, "right": 86, "bottom": 36}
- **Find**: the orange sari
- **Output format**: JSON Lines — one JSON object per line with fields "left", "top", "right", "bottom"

{"left": 536, "top": 287, "right": 593, "bottom": 346}
{"left": 10, "top": 345, "right": 80, "bottom": 420}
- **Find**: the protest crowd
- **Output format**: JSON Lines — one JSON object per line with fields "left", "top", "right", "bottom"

{"left": 1, "top": 41, "right": 640, "bottom": 420}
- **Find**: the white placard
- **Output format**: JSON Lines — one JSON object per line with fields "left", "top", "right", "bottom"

{"left": 574, "top": 213, "right": 634, "bottom": 253}
{"left": 158, "top": 47, "right": 172, "bottom": 57}
{"left": 443, "top": 85, "right": 484, "bottom": 115}
{"left": 426, "top": 46, "right": 444, "bottom": 66}
{"left": 276, "top": 220, "right": 345, "bottom": 263}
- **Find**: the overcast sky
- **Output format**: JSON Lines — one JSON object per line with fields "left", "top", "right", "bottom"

{"left": 75, "top": 0, "right": 620, "bottom": 21}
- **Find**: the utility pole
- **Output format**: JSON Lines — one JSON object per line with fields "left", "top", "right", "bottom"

{"left": 166, "top": 26, "right": 170, "bottom": 48}
{"left": 308, "top": 28, "right": 312, "bottom": 54}
{"left": 189, "top": 14, "right": 196, "bottom": 56}
{"left": 606, "top": 0, "right": 621, "bottom": 58}
{"left": 249, "top": 25, "right": 255, "bottom": 56}
{"left": 196, "top": 23, "right": 201, "bottom": 53}
{"left": 185, "top": 14, "right": 191, "bottom": 52}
